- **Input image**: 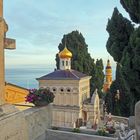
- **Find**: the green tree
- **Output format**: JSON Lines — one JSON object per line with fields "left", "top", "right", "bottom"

{"left": 121, "top": 27, "right": 140, "bottom": 115}
{"left": 56, "top": 31, "right": 93, "bottom": 74}
{"left": 108, "top": 64, "right": 131, "bottom": 116}
{"left": 106, "top": 7, "right": 134, "bottom": 62}
{"left": 56, "top": 31, "right": 104, "bottom": 97}
{"left": 106, "top": 3, "right": 140, "bottom": 116}
{"left": 105, "top": 90, "right": 113, "bottom": 113}
{"left": 119, "top": 1, "right": 140, "bottom": 115}
{"left": 91, "top": 59, "right": 104, "bottom": 97}
{"left": 120, "top": 0, "right": 140, "bottom": 23}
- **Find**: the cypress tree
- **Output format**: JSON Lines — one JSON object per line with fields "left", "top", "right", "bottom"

{"left": 91, "top": 59, "right": 104, "bottom": 97}
{"left": 106, "top": 7, "right": 134, "bottom": 62}
{"left": 120, "top": 0, "right": 140, "bottom": 23}
{"left": 56, "top": 31, "right": 104, "bottom": 97}
{"left": 106, "top": 2, "right": 140, "bottom": 116}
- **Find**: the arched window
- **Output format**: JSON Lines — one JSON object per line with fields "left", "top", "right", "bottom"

{"left": 60, "top": 88, "right": 64, "bottom": 92}
{"left": 67, "top": 88, "right": 71, "bottom": 92}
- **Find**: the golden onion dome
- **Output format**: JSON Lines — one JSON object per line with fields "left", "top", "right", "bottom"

{"left": 59, "top": 47, "right": 72, "bottom": 58}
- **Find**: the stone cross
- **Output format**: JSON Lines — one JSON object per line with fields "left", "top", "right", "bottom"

{"left": 0, "top": 0, "right": 16, "bottom": 105}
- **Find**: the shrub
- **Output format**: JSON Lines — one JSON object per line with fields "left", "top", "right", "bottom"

{"left": 72, "top": 128, "right": 80, "bottom": 133}
{"left": 96, "top": 127, "right": 109, "bottom": 136}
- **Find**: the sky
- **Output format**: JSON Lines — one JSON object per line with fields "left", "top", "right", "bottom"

{"left": 4, "top": 0, "right": 130, "bottom": 69}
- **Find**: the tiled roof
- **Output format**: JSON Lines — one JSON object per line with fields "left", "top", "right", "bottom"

{"left": 36, "top": 69, "right": 88, "bottom": 80}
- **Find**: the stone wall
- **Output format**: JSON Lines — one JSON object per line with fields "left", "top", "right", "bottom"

{"left": 0, "top": 104, "right": 52, "bottom": 140}
{"left": 52, "top": 105, "right": 79, "bottom": 127}
{"left": 24, "top": 105, "right": 52, "bottom": 140}
{"left": 0, "top": 107, "right": 27, "bottom": 140}
{"left": 46, "top": 129, "right": 118, "bottom": 140}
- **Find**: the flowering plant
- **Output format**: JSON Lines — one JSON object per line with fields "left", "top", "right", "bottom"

{"left": 25, "top": 88, "right": 55, "bottom": 106}
{"left": 97, "top": 127, "right": 109, "bottom": 136}
{"left": 106, "top": 126, "right": 116, "bottom": 134}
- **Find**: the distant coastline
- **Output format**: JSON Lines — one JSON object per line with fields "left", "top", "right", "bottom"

{"left": 5, "top": 65, "right": 116, "bottom": 89}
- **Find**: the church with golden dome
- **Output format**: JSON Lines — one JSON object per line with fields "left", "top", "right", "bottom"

{"left": 103, "top": 59, "right": 113, "bottom": 93}
{"left": 37, "top": 45, "right": 100, "bottom": 128}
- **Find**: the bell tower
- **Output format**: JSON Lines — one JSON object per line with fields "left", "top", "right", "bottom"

{"left": 106, "top": 60, "right": 112, "bottom": 83}
{"left": 103, "top": 60, "right": 112, "bottom": 92}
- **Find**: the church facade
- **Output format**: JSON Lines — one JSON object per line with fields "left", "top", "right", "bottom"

{"left": 37, "top": 46, "right": 101, "bottom": 127}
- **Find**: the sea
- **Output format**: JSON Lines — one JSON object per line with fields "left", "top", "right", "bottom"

{"left": 5, "top": 66, "right": 54, "bottom": 89}
{"left": 5, "top": 66, "right": 116, "bottom": 89}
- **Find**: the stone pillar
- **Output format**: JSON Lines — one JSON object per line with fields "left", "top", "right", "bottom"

{"left": 0, "top": 0, "right": 5, "bottom": 105}
{"left": 135, "top": 101, "right": 140, "bottom": 140}
{"left": 0, "top": 0, "right": 3, "bottom": 16}
{"left": 0, "top": 0, "right": 18, "bottom": 116}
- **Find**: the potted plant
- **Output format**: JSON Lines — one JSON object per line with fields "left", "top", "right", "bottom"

{"left": 25, "top": 88, "right": 55, "bottom": 106}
